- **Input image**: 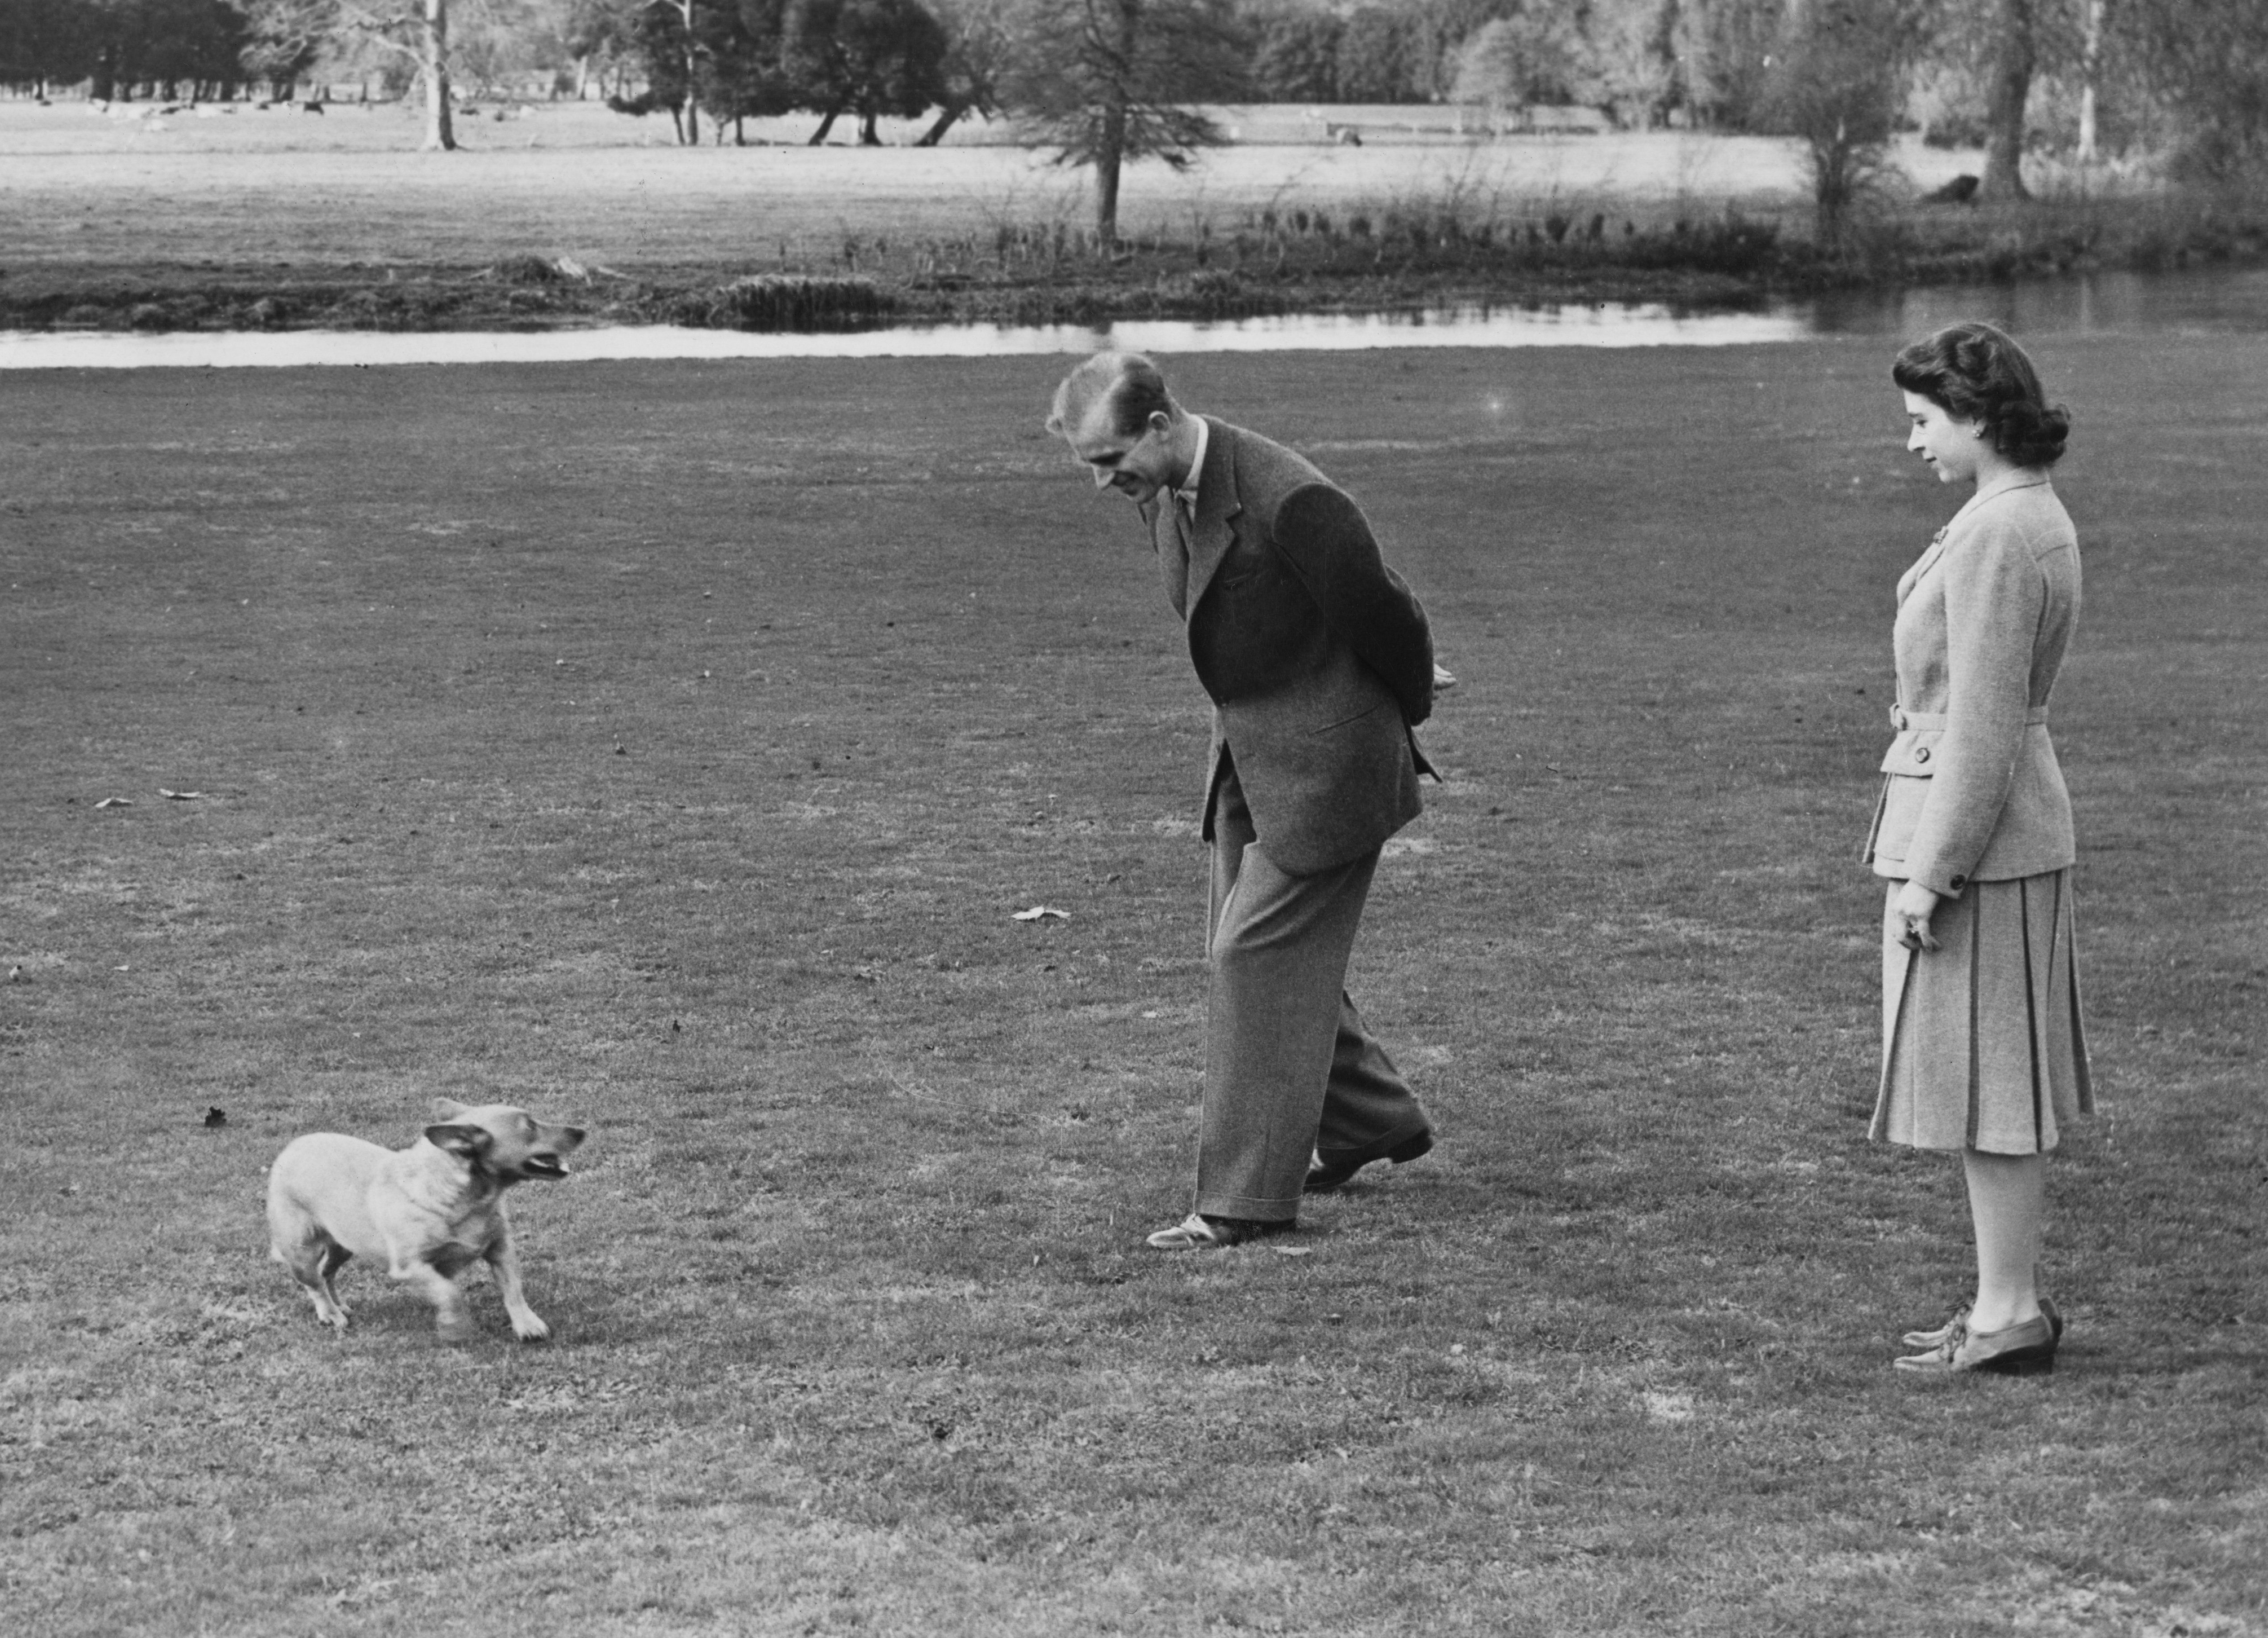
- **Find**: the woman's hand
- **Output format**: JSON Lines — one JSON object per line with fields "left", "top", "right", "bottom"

{"left": 1892, "top": 881, "right": 1943, "bottom": 952}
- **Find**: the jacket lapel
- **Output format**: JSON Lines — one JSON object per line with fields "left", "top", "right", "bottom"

{"left": 1898, "top": 528, "right": 1949, "bottom": 605}
{"left": 1143, "top": 494, "right": 1188, "bottom": 617}
{"left": 1181, "top": 417, "right": 1242, "bottom": 620}
{"left": 1897, "top": 474, "right": 2049, "bottom": 604}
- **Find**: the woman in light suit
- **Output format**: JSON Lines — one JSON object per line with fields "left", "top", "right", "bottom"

{"left": 1867, "top": 322, "right": 2090, "bottom": 1376}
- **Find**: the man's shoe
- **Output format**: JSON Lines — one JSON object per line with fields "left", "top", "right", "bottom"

{"left": 1304, "top": 1129, "right": 1434, "bottom": 1194}
{"left": 1893, "top": 1312, "right": 2059, "bottom": 1377}
{"left": 1145, "top": 1212, "right": 1295, "bottom": 1251}
{"left": 1901, "top": 1297, "right": 2062, "bottom": 1351}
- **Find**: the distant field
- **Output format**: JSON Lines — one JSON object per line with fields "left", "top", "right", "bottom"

{"left": 1, "top": 335, "right": 2261, "bottom": 1635}
{"left": 0, "top": 99, "right": 1985, "bottom": 269}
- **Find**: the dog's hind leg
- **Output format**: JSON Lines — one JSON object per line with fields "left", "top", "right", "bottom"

{"left": 274, "top": 1230, "right": 353, "bottom": 1331}
{"left": 314, "top": 1242, "right": 354, "bottom": 1325}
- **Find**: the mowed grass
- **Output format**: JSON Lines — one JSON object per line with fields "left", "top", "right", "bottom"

{"left": 0, "top": 99, "right": 1981, "bottom": 269}
{"left": 1, "top": 338, "right": 2262, "bottom": 1636}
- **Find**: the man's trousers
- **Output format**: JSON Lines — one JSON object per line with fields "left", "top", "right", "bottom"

{"left": 1193, "top": 766, "right": 1432, "bottom": 1223}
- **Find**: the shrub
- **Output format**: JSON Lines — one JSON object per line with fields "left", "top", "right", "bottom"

{"left": 489, "top": 254, "right": 562, "bottom": 285}
{"left": 708, "top": 275, "right": 895, "bottom": 331}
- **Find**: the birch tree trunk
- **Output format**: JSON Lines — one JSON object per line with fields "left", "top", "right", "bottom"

{"left": 2076, "top": 0, "right": 2107, "bottom": 165}
{"left": 677, "top": 0, "right": 699, "bottom": 145}
{"left": 420, "top": 0, "right": 455, "bottom": 150}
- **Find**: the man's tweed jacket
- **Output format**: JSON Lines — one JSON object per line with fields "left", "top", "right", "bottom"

{"left": 1146, "top": 417, "right": 1436, "bottom": 875}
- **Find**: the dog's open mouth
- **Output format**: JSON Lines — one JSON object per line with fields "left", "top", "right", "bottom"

{"left": 518, "top": 1155, "right": 570, "bottom": 1180}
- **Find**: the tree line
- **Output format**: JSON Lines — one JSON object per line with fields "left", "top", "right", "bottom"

{"left": 4, "top": 0, "right": 2264, "bottom": 234}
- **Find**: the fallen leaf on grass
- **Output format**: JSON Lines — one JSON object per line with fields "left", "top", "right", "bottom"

{"left": 1012, "top": 906, "right": 1069, "bottom": 921}
{"left": 94, "top": 797, "right": 133, "bottom": 809}
{"left": 159, "top": 788, "right": 203, "bottom": 800}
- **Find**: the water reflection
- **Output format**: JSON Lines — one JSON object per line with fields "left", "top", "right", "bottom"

{"left": 2, "top": 266, "right": 2260, "bottom": 371}
{"left": 0, "top": 301, "right": 1804, "bottom": 371}
{"left": 1807, "top": 266, "right": 2268, "bottom": 338}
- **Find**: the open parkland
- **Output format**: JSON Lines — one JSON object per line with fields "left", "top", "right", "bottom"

{"left": 2, "top": 103, "right": 2266, "bottom": 1638}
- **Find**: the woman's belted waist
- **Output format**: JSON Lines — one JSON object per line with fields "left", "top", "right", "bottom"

{"left": 1889, "top": 705, "right": 2050, "bottom": 731}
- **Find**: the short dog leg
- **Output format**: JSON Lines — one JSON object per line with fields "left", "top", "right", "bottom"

{"left": 315, "top": 1243, "right": 354, "bottom": 1326}
{"left": 276, "top": 1234, "right": 352, "bottom": 1331}
{"left": 485, "top": 1223, "right": 550, "bottom": 1342}
{"left": 389, "top": 1258, "right": 473, "bottom": 1342}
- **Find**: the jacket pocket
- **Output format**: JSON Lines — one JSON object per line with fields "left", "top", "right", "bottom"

{"left": 1309, "top": 699, "right": 1394, "bottom": 736}
{"left": 1879, "top": 729, "right": 1943, "bottom": 777}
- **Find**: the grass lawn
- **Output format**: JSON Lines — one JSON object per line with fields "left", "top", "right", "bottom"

{"left": 0, "top": 99, "right": 1983, "bottom": 271}
{"left": 1, "top": 336, "right": 2262, "bottom": 1636}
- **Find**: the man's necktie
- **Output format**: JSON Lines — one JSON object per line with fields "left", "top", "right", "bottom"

{"left": 1161, "top": 492, "right": 1193, "bottom": 615}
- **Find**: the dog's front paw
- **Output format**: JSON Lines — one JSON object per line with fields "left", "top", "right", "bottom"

{"left": 435, "top": 1311, "right": 476, "bottom": 1344}
{"left": 510, "top": 1311, "right": 552, "bottom": 1343}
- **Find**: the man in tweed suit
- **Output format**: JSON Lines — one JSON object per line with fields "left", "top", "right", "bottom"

{"left": 1046, "top": 351, "right": 1440, "bottom": 1250}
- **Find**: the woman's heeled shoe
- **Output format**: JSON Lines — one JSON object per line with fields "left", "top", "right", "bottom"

{"left": 1901, "top": 1297, "right": 2061, "bottom": 1351}
{"left": 1894, "top": 1311, "right": 2059, "bottom": 1377}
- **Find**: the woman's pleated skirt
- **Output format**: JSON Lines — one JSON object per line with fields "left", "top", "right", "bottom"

{"left": 1874, "top": 867, "right": 2093, "bottom": 1155}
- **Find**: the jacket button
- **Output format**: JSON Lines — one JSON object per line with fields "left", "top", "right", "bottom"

{"left": 1950, "top": 875, "right": 1966, "bottom": 889}
{"left": 1913, "top": 746, "right": 1931, "bottom": 763}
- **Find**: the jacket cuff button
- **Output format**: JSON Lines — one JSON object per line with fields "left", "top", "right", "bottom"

{"left": 1949, "top": 875, "right": 1966, "bottom": 889}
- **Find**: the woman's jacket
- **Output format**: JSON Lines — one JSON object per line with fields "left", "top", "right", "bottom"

{"left": 1864, "top": 469, "right": 2081, "bottom": 898}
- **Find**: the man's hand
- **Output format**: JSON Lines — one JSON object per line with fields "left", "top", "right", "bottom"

{"left": 1432, "top": 663, "right": 1458, "bottom": 694}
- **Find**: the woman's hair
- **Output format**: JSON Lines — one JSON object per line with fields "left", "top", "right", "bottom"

{"left": 1891, "top": 321, "right": 2071, "bottom": 468}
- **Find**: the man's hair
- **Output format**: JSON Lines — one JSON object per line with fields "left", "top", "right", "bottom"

{"left": 1048, "top": 350, "right": 1175, "bottom": 438}
{"left": 1892, "top": 321, "right": 2071, "bottom": 469}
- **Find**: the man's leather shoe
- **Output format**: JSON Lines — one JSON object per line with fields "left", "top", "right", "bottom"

{"left": 1901, "top": 1297, "right": 2062, "bottom": 1351}
{"left": 1894, "top": 1312, "right": 2059, "bottom": 1376}
{"left": 1145, "top": 1212, "right": 1295, "bottom": 1250}
{"left": 1304, "top": 1129, "right": 1433, "bottom": 1194}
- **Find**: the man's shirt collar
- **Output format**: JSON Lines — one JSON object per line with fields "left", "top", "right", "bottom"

{"left": 1175, "top": 416, "right": 1209, "bottom": 515}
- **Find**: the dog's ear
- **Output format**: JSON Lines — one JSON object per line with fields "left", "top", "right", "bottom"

{"left": 424, "top": 1122, "right": 493, "bottom": 1159}
{"left": 431, "top": 1096, "right": 469, "bottom": 1121}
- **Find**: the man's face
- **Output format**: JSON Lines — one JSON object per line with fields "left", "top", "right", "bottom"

{"left": 1065, "top": 402, "right": 1177, "bottom": 505}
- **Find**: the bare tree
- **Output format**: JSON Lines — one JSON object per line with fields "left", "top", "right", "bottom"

{"left": 297, "top": 0, "right": 458, "bottom": 146}
{"left": 1774, "top": 0, "right": 1906, "bottom": 245}
{"left": 1005, "top": 0, "right": 1251, "bottom": 246}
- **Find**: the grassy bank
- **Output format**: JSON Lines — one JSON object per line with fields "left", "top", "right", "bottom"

{"left": 2, "top": 339, "right": 2263, "bottom": 1634}
{"left": 5, "top": 100, "right": 2264, "bottom": 332}
{"left": 4, "top": 192, "right": 2264, "bottom": 335}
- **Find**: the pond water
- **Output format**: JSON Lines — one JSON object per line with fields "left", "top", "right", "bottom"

{"left": 3, "top": 266, "right": 2260, "bottom": 371}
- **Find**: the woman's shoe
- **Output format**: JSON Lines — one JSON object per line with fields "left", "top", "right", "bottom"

{"left": 1901, "top": 1296, "right": 2062, "bottom": 1351}
{"left": 1894, "top": 1311, "right": 2059, "bottom": 1377}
